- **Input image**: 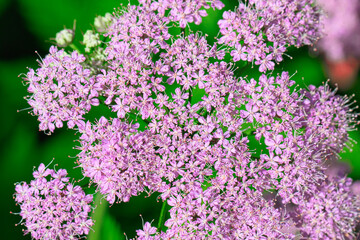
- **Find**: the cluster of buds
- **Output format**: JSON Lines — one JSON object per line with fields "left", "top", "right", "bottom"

{"left": 14, "top": 0, "right": 360, "bottom": 239}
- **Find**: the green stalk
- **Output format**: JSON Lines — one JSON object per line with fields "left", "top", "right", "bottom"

{"left": 69, "top": 43, "right": 81, "bottom": 53}
{"left": 188, "top": 89, "right": 192, "bottom": 105}
{"left": 88, "top": 193, "right": 108, "bottom": 240}
{"left": 181, "top": 26, "right": 189, "bottom": 37}
{"left": 157, "top": 200, "right": 167, "bottom": 232}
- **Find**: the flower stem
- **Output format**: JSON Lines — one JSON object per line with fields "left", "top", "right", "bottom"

{"left": 181, "top": 26, "right": 189, "bottom": 37}
{"left": 69, "top": 43, "right": 81, "bottom": 53}
{"left": 88, "top": 193, "right": 108, "bottom": 240}
{"left": 157, "top": 200, "right": 167, "bottom": 232}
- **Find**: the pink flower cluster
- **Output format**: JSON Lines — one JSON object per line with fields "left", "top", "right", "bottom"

{"left": 295, "top": 177, "right": 360, "bottom": 239}
{"left": 16, "top": 0, "right": 360, "bottom": 239}
{"left": 139, "top": 0, "right": 224, "bottom": 27}
{"left": 14, "top": 164, "right": 93, "bottom": 240}
{"left": 218, "top": 0, "right": 323, "bottom": 72}
{"left": 25, "top": 46, "right": 99, "bottom": 133}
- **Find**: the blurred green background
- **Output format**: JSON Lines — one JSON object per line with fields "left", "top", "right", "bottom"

{"left": 1, "top": 0, "right": 359, "bottom": 239}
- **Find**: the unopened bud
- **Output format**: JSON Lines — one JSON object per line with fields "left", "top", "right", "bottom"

{"left": 94, "top": 13, "right": 113, "bottom": 32}
{"left": 55, "top": 29, "right": 75, "bottom": 47}
{"left": 83, "top": 30, "right": 101, "bottom": 52}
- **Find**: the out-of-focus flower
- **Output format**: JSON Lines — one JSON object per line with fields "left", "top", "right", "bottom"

{"left": 317, "top": 0, "right": 360, "bottom": 89}
{"left": 317, "top": 0, "right": 360, "bottom": 61}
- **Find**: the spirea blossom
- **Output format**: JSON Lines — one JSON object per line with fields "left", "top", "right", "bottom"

{"left": 294, "top": 177, "right": 360, "bottom": 239}
{"left": 13, "top": 164, "right": 93, "bottom": 240}
{"left": 18, "top": 0, "right": 360, "bottom": 239}
{"left": 139, "top": 0, "right": 225, "bottom": 28}
{"left": 77, "top": 118, "right": 165, "bottom": 204}
{"left": 24, "top": 46, "right": 99, "bottom": 133}
{"left": 218, "top": 0, "right": 323, "bottom": 72}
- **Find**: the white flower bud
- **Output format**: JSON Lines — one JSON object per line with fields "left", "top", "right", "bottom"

{"left": 94, "top": 13, "right": 113, "bottom": 32}
{"left": 55, "top": 29, "right": 74, "bottom": 47}
{"left": 83, "top": 30, "right": 101, "bottom": 52}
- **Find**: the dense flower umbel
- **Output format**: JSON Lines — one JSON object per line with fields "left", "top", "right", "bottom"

{"left": 24, "top": 46, "right": 99, "bottom": 133}
{"left": 295, "top": 177, "right": 360, "bottom": 239}
{"left": 19, "top": 0, "right": 360, "bottom": 239}
{"left": 139, "top": 0, "right": 225, "bottom": 28}
{"left": 218, "top": 0, "right": 323, "bottom": 72}
{"left": 14, "top": 164, "right": 93, "bottom": 240}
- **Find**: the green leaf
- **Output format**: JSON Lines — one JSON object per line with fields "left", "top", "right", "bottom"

{"left": 0, "top": 0, "right": 10, "bottom": 15}
{"left": 102, "top": 213, "right": 125, "bottom": 240}
{"left": 340, "top": 131, "right": 360, "bottom": 180}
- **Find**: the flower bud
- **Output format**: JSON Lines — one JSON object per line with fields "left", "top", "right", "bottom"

{"left": 55, "top": 28, "right": 75, "bottom": 47}
{"left": 83, "top": 30, "right": 101, "bottom": 52}
{"left": 94, "top": 13, "right": 113, "bottom": 32}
